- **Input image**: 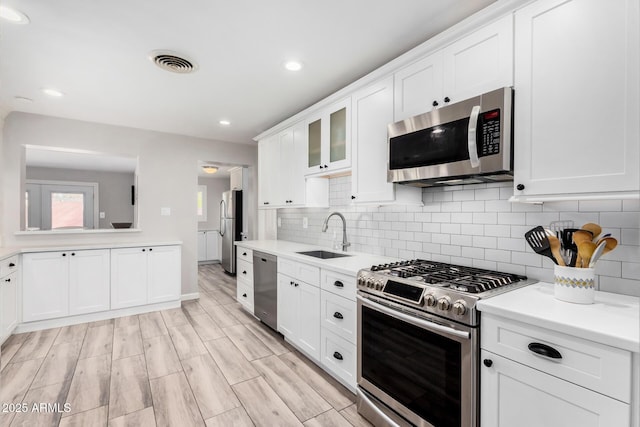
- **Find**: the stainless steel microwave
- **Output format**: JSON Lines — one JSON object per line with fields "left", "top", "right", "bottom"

{"left": 387, "top": 87, "right": 514, "bottom": 187}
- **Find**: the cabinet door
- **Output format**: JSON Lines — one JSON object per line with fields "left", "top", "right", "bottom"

{"left": 111, "top": 247, "right": 148, "bottom": 309}
{"left": 306, "top": 113, "right": 323, "bottom": 174}
{"left": 69, "top": 249, "right": 110, "bottom": 315}
{"left": 23, "top": 252, "right": 69, "bottom": 321}
{"left": 148, "top": 246, "right": 181, "bottom": 304}
{"left": 1, "top": 272, "right": 18, "bottom": 341}
{"left": 258, "top": 137, "right": 278, "bottom": 207}
{"left": 277, "top": 129, "right": 294, "bottom": 206}
{"left": 513, "top": 0, "right": 639, "bottom": 198}
{"left": 326, "top": 98, "right": 351, "bottom": 171}
{"left": 297, "top": 281, "right": 321, "bottom": 361}
{"left": 277, "top": 274, "right": 297, "bottom": 338}
{"left": 197, "top": 231, "right": 207, "bottom": 261}
{"left": 394, "top": 51, "right": 443, "bottom": 121}
{"left": 352, "top": 76, "right": 396, "bottom": 203}
{"left": 289, "top": 122, "right": 307, "bottom": 206}
{"left": 442, "top": 14, "right": 513, "bottom": 104}
{"left": 205, "top": 231, "right": 219, "bottom": 261}
{"left": 481, "top": 350, "right": 630, "bottom": 427}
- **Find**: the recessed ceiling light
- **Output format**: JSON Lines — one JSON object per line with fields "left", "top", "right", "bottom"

{"left": 219, "top": 120, "right": 231, "bottom": 126}
{"left": 0, "top": 5, "right": 30, "bottom": 24}
{"left": 15, "top": 96, "right": 33, "bottom": 103}
{"left": 284, "top": 61, "right": 303, "bottom": 71}
{"left": 42, "top": 88, "right": 64, "bottom": 98}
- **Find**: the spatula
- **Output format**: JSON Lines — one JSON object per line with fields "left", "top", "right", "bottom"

{"left": 547, "top": 234, "right": 566, "bottom": 266}
{"left": 525, "top": 226, "right": 558, "bottom": 265}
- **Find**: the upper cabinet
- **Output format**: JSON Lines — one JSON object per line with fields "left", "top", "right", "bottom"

{"left": 512, "top": 0, "right": 639, "bottom": 200}
{"left": 351, "top": 76, "right": 422, "bottom": 204}
{"left": 305, "top": 98, "right": 351, "bottom": 175}
{"left": 394, "top": 15, "right": 513, "bottom": 121}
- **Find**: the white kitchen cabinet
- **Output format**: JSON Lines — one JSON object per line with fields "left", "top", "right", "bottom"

{"left": 305, "top": 97, "right": 351, "bottom": 175}
{"left": 68, "top": 249, "right": 110, "bottom": 315}
{"left": 512, "top": 0, "right": 639, "bottom": 200}
{"left": 229, "top": 166, "right": 247, "bottom": 191}
{"left": 111, "top": 245, "right": 181, "bottom": 309}
{"left": 352, "top": 76, "right": 422, "bottom": 204}
{"left": 481, "top": 313, "right": 632, "bottom": 427}
{"left": 197, "top": 231, "right": 206, "bottom": 262}
{"left": 320, "top": 328, "right": 356, "bottom": 390}
{"left": 23, "top": 249, "right": 110, "bottom": 322}
{"left": 481, "top": 350, "right": 629, "bottom": 427}
{"left": 277, "top": 272, "right": 321, "bottom": 361}
{"left": 236, "top": 250, "right": 254, "bottom": 313}
{"left": 0, "top": 256, "right": 19, "bottom": 343}
{"left": 198, "top": 230, "right": 220, "bottom": 262}
{"left": 393, "top": 15, "right": 513, "bottom": 121}
{"left": 258, "top": 135, "right": 278, "bottom": 207}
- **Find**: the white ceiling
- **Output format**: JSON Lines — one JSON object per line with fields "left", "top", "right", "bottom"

{"left": 0, "top": 0, "right": 495, "bottom": 144}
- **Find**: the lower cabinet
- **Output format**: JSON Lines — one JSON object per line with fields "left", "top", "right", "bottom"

{"left": 320, "top": 328, "right": 356, "bottom": 388}
{"left": 277, "top": 272, "right": 321, "bottom": 361}
{"left": 111, "top": 245, "right": 181, "bottom": 309}
{"left": 23, "top": 249, "right": 110, "bottom": 322}
{"left": 0, "top": 256, "right": 19, "bottom": 343}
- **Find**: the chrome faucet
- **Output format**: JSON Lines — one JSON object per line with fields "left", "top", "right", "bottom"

{"left": 322, "top": 212, "right": 350, "bottom": 251}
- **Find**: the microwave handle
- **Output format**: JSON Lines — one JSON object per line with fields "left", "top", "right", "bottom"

{"left": 467, "top": 105, "right": 481, "bottom": 168}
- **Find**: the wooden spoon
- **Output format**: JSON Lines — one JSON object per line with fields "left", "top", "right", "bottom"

{"left": 582, "top": 223, "right": 602, "bottom": 240}
{"left": 547, "top": 234, "right": 566, "bottom": 266}
{"left": 597, "top": 236, "right": 618, "bottom": 255}
{"left": 577, "top": 241, "right": 597, "bottom": 268}
{"left": 572, "top": 230, "right": 594, "bottom": 245}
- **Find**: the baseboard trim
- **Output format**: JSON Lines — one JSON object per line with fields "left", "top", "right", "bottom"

{"left": 181, "top": 292, "right": 200, "bottom": 301}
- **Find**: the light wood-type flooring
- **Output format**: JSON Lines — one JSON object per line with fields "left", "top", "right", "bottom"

{"left": 0, "top": 263, "right": 373, "bottom": 427}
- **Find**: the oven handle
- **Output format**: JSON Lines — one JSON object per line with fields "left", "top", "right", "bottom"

{"left": 467, "top": 105, "right": 481, "bottom": 168}
{"left": 357, "top": 295, "right": 470, "bottom": 340}
{"left": 357, "top": 389, "right": 402, "bottom": 427}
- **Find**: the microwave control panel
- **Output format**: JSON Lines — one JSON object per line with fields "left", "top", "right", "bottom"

{"left": 479, "top": 109, "right": 501, "bottom": 157}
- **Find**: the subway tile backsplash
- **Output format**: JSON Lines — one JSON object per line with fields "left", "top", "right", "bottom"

{"left": 277, "top": 176, "right": 640, "bottom": 297}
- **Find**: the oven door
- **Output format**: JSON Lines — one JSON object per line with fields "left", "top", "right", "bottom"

{"left": 357, "top": 293, "right": 478, "bottom": 427}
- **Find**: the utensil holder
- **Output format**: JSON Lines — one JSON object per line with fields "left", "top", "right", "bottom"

{"left": 553, "top": 265, "right": 595, "bottom": 304}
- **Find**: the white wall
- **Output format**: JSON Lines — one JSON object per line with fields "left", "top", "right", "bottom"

{"left": 278, "top": 176, "right": 640, "bottom": 297}
{"left": 1, "top": 112, "right": 258, "bottom": 296}
{"left": 198, "top": 176, "right": 229, "bottom": 231}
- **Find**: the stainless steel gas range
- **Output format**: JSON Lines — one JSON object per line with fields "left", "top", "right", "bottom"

{"left": 356, "top": 260, "right": 536, "bottom": 427}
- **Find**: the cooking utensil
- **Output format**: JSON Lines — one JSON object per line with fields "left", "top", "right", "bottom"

{"left": 525, "top": 226, "right": 558, "bottom": 265}
{"left": 598, "top": 236, "right": 618, "bottom": 255}
{"left": 547, "top": 234, "right": 566, "bottom": 266}
{"left": 588, "top": 241, "right": 607, "bottom": 268}
{"left": 582, "top": 223, "right": 602, "bottom": 240}
{"left": 577, "top": 241, "right": 597, "bottom": 268}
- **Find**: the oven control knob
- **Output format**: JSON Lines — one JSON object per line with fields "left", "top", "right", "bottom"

{"left": 437, "top": 296, "right": 451, "bottom": 311}
{"left": 365, "top": 278, "right": 374, "bottom": 288}
{"left": 453, "top": 300, "right": 467, "bottom": 316}
{"left": 424, "top": 294, "right": 437, "bottom": 307}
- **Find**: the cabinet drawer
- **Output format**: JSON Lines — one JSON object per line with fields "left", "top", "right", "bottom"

{"left": 482, "top": 313, "right": 632, "bottom": 403}
{"left": 321, "top": 269, "right": 356, "bottom": 300}
{"left": 278, "top": 258, "right": 320, "bottom": 287}
{"left": 237, "top": 247, "right": 253, "bottom": 263}
{"left": 0, "top": 255, "right": 19, "bottom": 278}
{"left": 237, "top": 259, "right": 253, "bottom": 283}
{"left": 321, "top": 291, "right": 356, "bottom": 344}
{"left": 321, "top": 328, "right": 356, "bottom": 390}
{"left": 237, "top": 278, "right": 254, "bottom": 313}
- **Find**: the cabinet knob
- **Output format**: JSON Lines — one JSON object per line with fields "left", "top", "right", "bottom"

{"left": 62, "top": 253, "right": 67, "bottom": 257}
{"left": 319, "top": 165, "right": 324, "bottom": 169}
{"left": 5, "top": 278, "right": 11, "bottom": 282}
{"left": 142, "top": 249, "right": 146, "bottom": 252}
{"left": 516, "top": 184, "right": 525, "bottom": 191}
{"left": 334, "top": 281, "right": 344, "bottom": 288}
{"left": 333, "top": 352, "right": 343, "bottom": 361}
{"left": 71, "top": 253, "right": 75, "bottom": 256}
{"left": 242, "top": 271, "right": 247, "bottom": 275}
{"left": 242, "top": 293, "right": 247, "bottom": 298}
{"left": 432, "top": 100, "right": 439, "bottom": 107}
{"left": 351, "top": 195, "right": 356, "bottom": 200}
{"left": 264, "top": 201, "right": 269, "bottom": 205}
{"left": 243, "top": 252, "right": 247, "bottom": 256}
{"left": 8, "top": 263, "right": 15, "bottom": 267}
{"left": 483, "top": 359, "right": 493, "bottom": 367}
{"left": 323, "top": 164, "right": 328, "bottom": 168}
{"left": 444, "top": 96, "right": 451, "bottom": 103}
{"left": 333, "top": 312, "right": 344, "bottom": 320}
{"left": 294, "top": 283, "right": 299, "bottom": 287}
{"left": 149, "top": 248, "right": 153, "bottom": 251}
{"left": 290, "top": 281, "right": 294, "bottom": 285}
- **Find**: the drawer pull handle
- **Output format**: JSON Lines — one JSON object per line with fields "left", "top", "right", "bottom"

{"left": 242, "top": 293, "right": 247, "bottom": 298}
{"left": 333, "top": 351, "right": 343, "bottom": 361}
{"left": 334, "top": 281, "right": 344, "bottom": 288}
{"left": 528, "top": 342, "right": 562, "bottom": 360}
{"left": 8, "top": 263, "right": 15, "bottom": 267}
{"left": 333, "top": 312, "right": 343, "bottom": 319}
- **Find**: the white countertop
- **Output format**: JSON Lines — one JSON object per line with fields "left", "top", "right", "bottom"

{"left": 477, "top": 282, "right": 640, "bottom": 353}
{"left": 0, "top": 241, "right": 182, "bottom": 260}
{"left": 235, "top": 240, "right": 399, "bottom": 276}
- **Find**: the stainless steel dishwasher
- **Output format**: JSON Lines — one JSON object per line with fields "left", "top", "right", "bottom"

{"left": 253, "top": 251, "right": 277, "bottom": 330}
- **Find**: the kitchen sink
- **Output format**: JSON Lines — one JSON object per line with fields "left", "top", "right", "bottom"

{"left": 296, "top": 250, "right": 351, "bottom": 259}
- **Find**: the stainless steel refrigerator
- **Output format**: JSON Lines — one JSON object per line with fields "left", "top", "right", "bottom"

{"left": 219, "top": 190, "right": 242, "bottom": 274}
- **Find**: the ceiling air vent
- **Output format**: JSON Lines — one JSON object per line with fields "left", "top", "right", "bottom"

{"left": 150, "top": 50, "right": 198, "bottom": 74}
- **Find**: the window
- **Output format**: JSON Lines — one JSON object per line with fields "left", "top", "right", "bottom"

{"left": 50, "top": 192, "right": 85, "bottom": 229}
{"left": 25, "top": 181, "right": 97, "bottom": 230}
{"left": 197, "top": 185, "right": 207, "bottom": 222}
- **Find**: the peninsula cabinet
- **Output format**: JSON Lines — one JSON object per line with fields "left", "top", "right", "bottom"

{"left": 111, "top": 245, "right": 181, "bottom": 309}
{"left": 305, "top": 97, "right": 351, "bottom": 175}
{"left": 0, "top": 256, "right": 19, "bottom": 342}
{"left": 512, "top": 0, "right": 639, "bottom": 201}
{"left": 394, "top": 14, "right": 513, "bottom": 121}
{"left": 23, "top": 249, "right": 110, "bottom": 322}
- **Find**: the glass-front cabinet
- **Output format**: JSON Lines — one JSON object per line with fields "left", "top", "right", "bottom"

{"left": 305, "top": 97, "right": 351, "bottom": 175}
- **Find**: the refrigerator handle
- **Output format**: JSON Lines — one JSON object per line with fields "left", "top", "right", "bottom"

{"left": 219, "top": 200, "right": 225, "bottom": 236}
